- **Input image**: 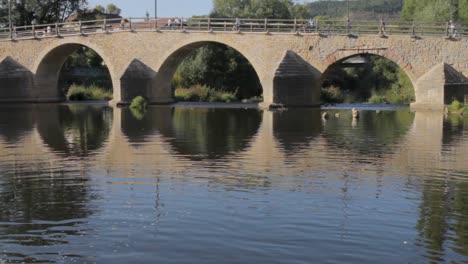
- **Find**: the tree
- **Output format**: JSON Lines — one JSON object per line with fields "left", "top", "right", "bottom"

{"left": 95, "top": 4, "right": 105, "bottom": 13}
{"left": 0, "top": 0, "right": 88, "bottom": 26}
{"left": 401, "top": 0, "right": 466, "bottom": 21}
{"left": 106, "top": 3, "right": 121, "bottom": 15}
{"left": 461, "top": 0, "right": 468, "bottom": 20}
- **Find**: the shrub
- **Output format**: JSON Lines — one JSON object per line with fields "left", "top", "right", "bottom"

{"left": 67, "top": 84, "right": 113, "bottom": 101}
{"left": 368, "top": 95, "right": 388, "bottom": 104}
{"left": 451, "top": 100, "right": 462, "bottom": 111}
{"left": 321, "top": 86, "right": 344, "bottom": 103}
{"left": 175, "top": 85, "right": 238, "bottom": 103}
{"left": 130, "top": 96, "right": 148, "bottom": 110}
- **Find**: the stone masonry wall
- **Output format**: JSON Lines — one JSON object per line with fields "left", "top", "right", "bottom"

{"left": 0, "top": 30, "right": 466, "bottom": 108}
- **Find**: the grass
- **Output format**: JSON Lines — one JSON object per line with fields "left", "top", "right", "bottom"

{"left": 175, "top": 85, "right": 238, "bottom": 103}
{"left": 448, "top": 100, "right": 466, "bottom": 115}
{"left": 67, "top": 84, "right": 113, "bottom": 101}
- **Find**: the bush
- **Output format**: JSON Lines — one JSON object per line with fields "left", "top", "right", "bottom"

{"left": 368, "top": 95, "right": 388, "bottom": 104}
{"left": 242, "top": 96, "right": 263, "bottom": 103}
{"left": 130, "top": 96, "right": 148, "bottom": 110}
{"left": 175, "top": 85, "right": 238, "bottom": 103}
{"left": 67, "top": 84, "right": 113, "bottom": 101}
{"left": 321, "top": 86, "right": 344, "bottom": 103}
{"left": 451, "top": 100, "right": 462, "bottom": 111}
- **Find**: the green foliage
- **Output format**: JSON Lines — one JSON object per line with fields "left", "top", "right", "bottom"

{"left": 95, "top": 5, "right": 106, "bottom": 13}
{"left": 321, "top": 86, "right": 345, "bottom": 103}
{"left": 305, "top": 0, "right": 404, "bottom": 20}
{"left": 0, "top": 0, "right": 87, "bottom": 26}
{"left": 63, "top": 47, "right": 105, "bottom": 70}
{"left": 211, "top": 0, "right": 297, "bottom": 19}
{"left": 130, "top": 96, "right": 148, "bottom": 110}
{"left": 106, "top": 3, "right": 121, "bottom": 15}
{"left": 67, "top": 84, "right": 113, "bottom": 101}
{"left": 460, "top": 0, "right": 468, "bottom": 20}
{"left": 130, "top": 107, "right": 146, "bottom": 120}
{"left": 448, "top": 99, "right": 466, "bottom": 115}
{"left": 175, "top": 85, "right": 238, "bottom": 103}
{"left": 321, "top": 55, "right": 415, "bottom": 104}
{"left": 173, "top": 44, "right": 262, "bottom": 100}
{"left": 368, "top": 95, "right": 388, "bottom": 104}
{"left": 401, "top": 0, "right": 467, "bottom": 21}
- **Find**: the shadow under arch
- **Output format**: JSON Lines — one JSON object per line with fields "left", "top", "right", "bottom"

{"left": 36, "top": 104, "right": 113, "bottom": 157}
{"left": 0, "top": 105, "right": 36, "bottom": 143}
{"left": 33, "top": 42, "right": 115, "bottom": 102}
{"left": 145, "top": 40, "right": 264, "bottom": 104}
{"left": 321, "top": 51, "right": 416, "bottom": 103}
{"left": 121, "top": 107, "right": 263, "bottom": 161}
{"left": 273, "top": 108, "right": 322, "bottom": 154}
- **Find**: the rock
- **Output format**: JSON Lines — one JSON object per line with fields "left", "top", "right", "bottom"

{"left": 352, "top": 108, "right": 360, "bottom": 118}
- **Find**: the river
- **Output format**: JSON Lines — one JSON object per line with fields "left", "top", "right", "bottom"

{"left": 0, "top": 104, "right": 467, "bottom": 263}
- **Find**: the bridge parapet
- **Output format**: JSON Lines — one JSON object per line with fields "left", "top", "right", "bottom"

{"left": 1, "top": 17, "right": 467, "bottom": 42}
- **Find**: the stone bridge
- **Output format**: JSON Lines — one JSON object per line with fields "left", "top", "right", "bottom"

{"left": 0, "top": 26, "right": 467, "bottom": 109}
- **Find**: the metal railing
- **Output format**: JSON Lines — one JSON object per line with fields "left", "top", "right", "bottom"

{"left": 0, "top": 17, "right": 466, "bottom": 41}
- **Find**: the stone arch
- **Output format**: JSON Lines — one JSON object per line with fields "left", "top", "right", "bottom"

{"left": 324, "top": 49, "right": 416, "bottom": 84}
{"left": 33, "top": 41, "right": 117, "bottom": 102}
{"left": 146, "top": 39, "right": 265, "bottom": 104}
{"left": 322, "top": 49, "right": 417, "bottom": 102}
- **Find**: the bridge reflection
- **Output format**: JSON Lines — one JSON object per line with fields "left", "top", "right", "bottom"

{"left": 122, "top": 107, "right": 263, "bottom": 160}
{"left": 36, "top": 104, "right": 113, "bottom": 156}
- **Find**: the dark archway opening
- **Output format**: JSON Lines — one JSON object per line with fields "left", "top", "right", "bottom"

{"left": 321, "top": 54, "right": 415, "bottom": 104}
{"left": 58, "top": 46, "right": 113, "bottom": 101}
{"left": 171, "top": 42, "right": 263, "bottom": 103}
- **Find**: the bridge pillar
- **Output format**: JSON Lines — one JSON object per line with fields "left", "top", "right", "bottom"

{"left": 0, "top": 57, "right": 35, "bottom": 102}
{"left": 411, "top": 63, "right": 468, "bottom": 111}
{"left": 272, "top": 51, "right": 321, "bottom": 107}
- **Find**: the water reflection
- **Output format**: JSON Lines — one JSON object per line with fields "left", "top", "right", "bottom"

{"left": 0, "top": 105, "right": 467, "bottom": 263}
{"left": 36, "top": 104, "right": 112, "bottom": 156}
{"left": 0, "top": 105, "right": 35, "bottom": 143}
{"left": 273, "top": 109, "right": 322, "bottom": 153}
{"left": 0, "top": 157, "right": 95, "bottom": 262}
{"left": 322, "top": 109, "right": 415, "bottom": 154}
{"left": 122, "top": 107, "right": 263, "bottom": 160}
{"left": 443, "top": 115, "right": 468, "bottom": 146}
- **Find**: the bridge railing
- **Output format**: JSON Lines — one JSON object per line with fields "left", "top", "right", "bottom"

{"left": 0, "top": 17, "right": 466, "bottom": 41}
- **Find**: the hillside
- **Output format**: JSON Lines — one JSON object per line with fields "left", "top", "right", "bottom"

{"left": 306, "top": 0, "right": 404, "bottom": 20}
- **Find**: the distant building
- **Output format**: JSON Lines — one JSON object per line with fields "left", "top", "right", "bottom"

{"left": 66, "top": 9, "right": 122, "bottom": 23}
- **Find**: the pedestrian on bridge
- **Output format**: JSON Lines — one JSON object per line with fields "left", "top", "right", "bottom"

{"left": 379, "top": 18, "right": 386, "bottom": 36}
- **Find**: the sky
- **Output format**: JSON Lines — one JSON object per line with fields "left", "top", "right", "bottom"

{"left": 87, "top": 0, "right": 214, "bottom": 18}
{"left": 88, "top": 0, "right": 312, "bottom": 18}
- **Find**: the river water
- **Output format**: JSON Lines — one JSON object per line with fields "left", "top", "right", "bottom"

{"left": 0, "top": 104, "right": 467, "bottom": 263}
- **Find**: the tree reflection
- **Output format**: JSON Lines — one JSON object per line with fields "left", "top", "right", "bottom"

{"left": 121, "top": 107, "right": 262, "bottom": 160}
{"left": 443, "top": 115, "right": 468, "bottom": 146}
{"left": 416, "top": 179, "right": 450, "bottom": 261}
{"left": 0, "top": 163, "right": 95, "bottom": 252}
{"left": 322, "top": 109, "right": 414, "bottom": 155}
{"left": 36, "top": 104, "right": 112, "bottom": 156}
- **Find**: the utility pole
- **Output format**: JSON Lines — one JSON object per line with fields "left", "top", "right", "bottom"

{"left": 347, "top": 0, "right": 350, "bottom": 22}
{"left": 155, "top": 0, "right": 158, "bottom": 19}
{"left": 8, "top": 0, "right": 12, "bottom": 39}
